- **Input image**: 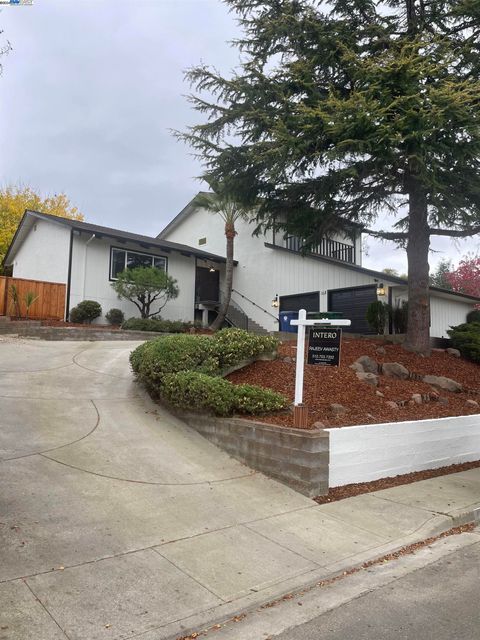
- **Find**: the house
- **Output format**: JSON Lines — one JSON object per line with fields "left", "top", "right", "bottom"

{"left": 3, "top": 198, "right": 479, "bottom": 338}
{"left": 3, "top": 209, "right": 230, "bottom": 323}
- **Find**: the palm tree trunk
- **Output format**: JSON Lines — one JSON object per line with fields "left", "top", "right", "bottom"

{"left": 210, "top": 222, "right": 235, "bottom": 331}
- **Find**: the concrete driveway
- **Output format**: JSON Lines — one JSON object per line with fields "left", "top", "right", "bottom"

{"left": 3, "top": 338, "right": 477, "bottom": 640}
{"left": 0, "top": 337, "right": 315, "bottom": 639}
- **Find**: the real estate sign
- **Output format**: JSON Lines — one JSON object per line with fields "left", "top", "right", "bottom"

{"left": 307, "top": 328, "right": 342, "bottom": 366}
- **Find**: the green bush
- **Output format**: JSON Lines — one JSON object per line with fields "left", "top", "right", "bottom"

{"left": 161, "top": 371, "right": 288, "bottom": 416}
{"left": 233, "top": 384, "right": 288, "bottom": 414}
{"left": 447, "top": 322, "right": 480, "bottom": 364}
{"left": 162, "top": 371, "right": 236, "bottom": 416}
{"left": 106, "top": 308, "right": 125, "bottom": 325}
{"left": 122, "top": 317, "right": 191, "bottom": 333}
{"left": 466, "top": 309, "right": 480, "bottom": 324}
{"left": 69, "top": 300, "right": 102, "bottom": 324}
{"left": 391, "top": 301, "right": 408, "bottom": 334}
{"left": 130, "top": 334, "right": 219, "bottom": 387}
{"left": 212, "top": 328, "right": 279, "bottom": 368}
{"left": 366, "top": 300, "right": 390, "bottom": 334}
{"left": 129, "top": 328, "right": 285, "bottom": 416}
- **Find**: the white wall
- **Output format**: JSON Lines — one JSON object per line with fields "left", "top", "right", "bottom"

{"left": 163, "top": 207, "right": 380, "bottom": 331}
{"left": 11, "top": 219, "right": 70, "bottom": 284}
{"left": 430, "top": 295, "right": 472, "bottom": 339}
{"left": 69, "top": 234, "right": 196, "bottom": 323}
{"left": 327, "top": 414, "right": 480, "bottom": 487}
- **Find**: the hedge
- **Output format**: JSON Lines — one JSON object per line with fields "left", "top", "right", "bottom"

{"left": 447, "top": 322, "right": 480, "bottom": 364}
{"left": 161, "top": 371, "right": 287, "bottom": 416}
{"left": 130, "top": 328, "right": 287, "bottom": 416}
{"left": 122, "top": 317, "right": 193, "bottom": 333}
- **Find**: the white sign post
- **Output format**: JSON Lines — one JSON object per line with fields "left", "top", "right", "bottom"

{"left": 290, "top": 309, "right": 351, "bottom": 427}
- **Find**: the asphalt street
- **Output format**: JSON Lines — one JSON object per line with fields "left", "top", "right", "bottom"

{"left": 276, "top": 537, "right": 480, "bottom": 640}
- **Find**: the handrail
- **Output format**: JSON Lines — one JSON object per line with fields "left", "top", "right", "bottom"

{"left": 231, "top": 288, "right": 279, "bottom": 322}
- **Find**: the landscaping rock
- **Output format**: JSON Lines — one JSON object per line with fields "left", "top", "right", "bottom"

{"left": 381, "top": 362, "right": 409, "bottom": 380}
{"left": 411, "top": 393, "right": 422, "bottom": 405}
{"left": 446, "top": 348, "right": 461, "bottom": 358}
{"left": 438, "top": 397, "right": 449, "bottom": 405}
{"left": 432, "top": 348, "right": 445, "bottom": 353}
{"left": 355, "top": 355, "right": 379, "bottom": 374}
{"left": 385, "top": 401, "right": 399, "bottom": 409}
{"left": 330, "top": 403, "right": 349, "bottom": 415}
{"left": 422, "top": 375, "right": 462, "bottom": 393}
{"left": 349, "top": 361, "right": 365, "bottom": 373}
{"left": 312, "top": 421, "right": 326, "bottom": 429}
{"left": 283, "top": 356, "right": 293, "bottom": 363}
{"left": 376, "top": 390, "right": 384, "bottom": 397}
{"left": 375, "top": 347, "right": 386, "bottom": 356}
{"left": 355, "top": 371, "right": 379, "bottom": 386}
{"left": 465, "top": 399, "right": 479, "bottom": 408}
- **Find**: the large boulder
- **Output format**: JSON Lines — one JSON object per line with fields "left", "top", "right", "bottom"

{"left": 446, "top": 348, "right": 461, "bottom": 358}
{"left": 381, "top": 362, "right": 409, "bottom": 380}
{"left": 330, "top": 403, "right": 349, "bottom": 415}
{"left": 354, "top": 355, "right": 379, "bottom": 374}
{"left": 422, "top": 375, "right": 463, "bottom": 393}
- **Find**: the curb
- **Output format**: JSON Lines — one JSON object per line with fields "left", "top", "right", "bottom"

{"left": 159, "top": 503, "right": 480, "bottom": 640}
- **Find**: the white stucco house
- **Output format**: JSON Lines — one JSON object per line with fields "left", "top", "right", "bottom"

{"left": 3, "top": 198, "right": 479, "bottom": 338}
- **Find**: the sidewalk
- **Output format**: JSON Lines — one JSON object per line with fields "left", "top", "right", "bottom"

{"left": 161, "top": 468, "right": 480, "bottom": 640}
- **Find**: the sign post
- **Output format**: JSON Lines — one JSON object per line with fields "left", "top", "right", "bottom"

{"left": 290, "top": 309, "right": 351, "bottom": 428}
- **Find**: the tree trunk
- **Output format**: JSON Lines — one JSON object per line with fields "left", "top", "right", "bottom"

{"left": 405, "top": 177, "right": 431, "bottom": 355}
{"left": 210, "top": 223, "right": 235, "bottom": 331}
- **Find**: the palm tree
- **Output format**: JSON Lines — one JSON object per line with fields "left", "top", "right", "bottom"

{"left": 194, "top": 190, "right": 250, "bottom": 331}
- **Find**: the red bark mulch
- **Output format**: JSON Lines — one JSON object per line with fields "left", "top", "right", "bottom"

{"left": 226, "top": 337, "right": 480, "bottom": 429}
{"left": 314, "top": 459, "right": 480, "bottom": 504}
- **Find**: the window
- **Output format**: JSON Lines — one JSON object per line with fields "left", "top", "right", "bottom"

{"left": 110, "top": 247, "right": 167, "bottom": 280}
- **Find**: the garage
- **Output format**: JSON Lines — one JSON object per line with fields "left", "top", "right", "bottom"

{"left": 328, "top": 285, "right": 377, "bottom": 333}
{"left": 279, "top": 291, "right": 320, "bottom": 313}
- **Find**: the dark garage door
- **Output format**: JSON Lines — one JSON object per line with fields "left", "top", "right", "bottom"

{"left": 279, "top": 291, "right": 320, "bottom": 313}
{"left": 328, "top": 285, "right": 377, "bottom": 333}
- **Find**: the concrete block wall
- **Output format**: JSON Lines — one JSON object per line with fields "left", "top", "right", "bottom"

{"left": 328, "top": 414, "right": 480, "bottom": 487}
{"left": 175, "top": 412, "right": 329, "bottom": 497}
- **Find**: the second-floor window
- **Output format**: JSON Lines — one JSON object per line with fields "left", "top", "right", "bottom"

{"left": 110, "top": 247, "right": 168, "bottom": 280}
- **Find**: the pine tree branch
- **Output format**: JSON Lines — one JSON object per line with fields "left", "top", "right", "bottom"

{"left": 429, "top": 226, "right": 480, "bottom": 238}
{"left": 364, "top": 229, "right": 408, "bottom": 240}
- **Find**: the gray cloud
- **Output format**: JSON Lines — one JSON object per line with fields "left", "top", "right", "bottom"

{"left": 1, "top": 0, "right": 478, "bottom": 269}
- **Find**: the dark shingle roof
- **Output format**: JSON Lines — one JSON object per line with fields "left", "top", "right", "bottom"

{"left": 5, "top": 210, "right": 231, "bottom": 264}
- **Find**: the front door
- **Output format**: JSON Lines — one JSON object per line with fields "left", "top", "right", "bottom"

{"left": 195, "top": 266, "right": 220, "bottom": 304}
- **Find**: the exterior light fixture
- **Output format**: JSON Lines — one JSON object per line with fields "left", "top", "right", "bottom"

{"left": 271, "top": 294, "right": 279, "bottom": 308}
{"left": 209, "top": 264, "right": 216, "bottom": 272}
{"left": 376, "top": 283, "right": 386, "bottom": 296}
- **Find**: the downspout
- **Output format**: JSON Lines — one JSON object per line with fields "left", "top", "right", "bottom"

{"left": 65, "top": 229, "right": 74, "bottom": 321}
{"left": 82, "top": 234, "right": 96, "bottom": 299}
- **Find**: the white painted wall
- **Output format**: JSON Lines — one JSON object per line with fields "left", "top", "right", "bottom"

{"left": 430, "top": 295, "right": 472, "bottom": 339}
{"left": 163, "top": 207, "right": 381, "bottom": 331}
{"left": 11, "top": 219, "right": 70, "bottom": 283}
{"left": 69, "top": 234, "right": 196, "bottom": 323}
{"left": 327, "top": 414, "right": 480, "bottom": 487}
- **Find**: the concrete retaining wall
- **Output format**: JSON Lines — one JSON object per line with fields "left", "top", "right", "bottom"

{"left": 328, "top": 414, "right": 480, "bottom": 487}
{"left": 174, "top": 411, "right": 329, "bottom": 497}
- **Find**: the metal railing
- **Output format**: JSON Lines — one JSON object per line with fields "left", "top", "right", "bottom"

{"left": 285, "top": 236, "right": 355, "bottom": 264}
{"left": 231, "top": 288, "right": 279, "bottom": 323}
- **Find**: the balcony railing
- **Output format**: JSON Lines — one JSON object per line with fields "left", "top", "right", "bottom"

{"left": 284, "top": 235, "right": 355, "bottom": 264}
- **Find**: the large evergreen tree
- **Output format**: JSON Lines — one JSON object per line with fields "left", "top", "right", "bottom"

{"left": 180, "top": 0, "right": 480, "bottom": 354}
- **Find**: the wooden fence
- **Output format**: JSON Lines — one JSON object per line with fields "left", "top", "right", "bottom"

{"left": 0, "top": 276, "right": 66, "bottom": 320}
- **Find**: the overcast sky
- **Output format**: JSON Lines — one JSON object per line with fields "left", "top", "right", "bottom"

{"left": 1, "top": 0, "right": 478, "bottom": 274}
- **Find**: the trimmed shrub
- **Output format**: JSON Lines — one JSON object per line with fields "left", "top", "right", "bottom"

{"left": 366, "top": 301, "right": 390, "bottom": 334}
{"left": 447, "top": 322, "right": 480, "bottom": 364}
{"left": 69, "top": 300, "right": 102, "bottom": 324}
{"left": 130, "top": 334, "right": 219, "bottom": 387}
{"left": 161, "top": 371, "right": 288, "bottom": 416}
{"left": 212, "top": 328, "right": 279, "bottom": 368}
{"left": 162, "top": 371, "right": 236, "bottom": 416}
{"left": 106, "top": 308, "right": 125, "bottom": 326}
{"left": 233, "top": 384, "right": 288, "bottom": 414}
{"left": 466, "top": 309, "right": 480, "bottom": 324}
{"left": 129, "top": 328, "right": 286, "bottom": 416}
{"left": 122, "top": 317, "right": 191, "bottom": 333}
